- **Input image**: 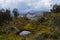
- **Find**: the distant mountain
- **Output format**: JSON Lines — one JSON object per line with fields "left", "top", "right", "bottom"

{"left": 19, "top": 11, "right": 44, "bottom": 20}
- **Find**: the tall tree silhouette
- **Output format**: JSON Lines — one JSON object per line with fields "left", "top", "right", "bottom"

{"left": 13, "top": 8, "right": 19, "bottom": 18}
{"left": 0, "top": 9, "right": 5, "bottom": 25}
{"left": 51, "top": 4, "right": 60, "bottom": 13}
{"left": 3, "top": 9, "right": 11, "bottom": 20}
{"left": 0, "top": 9, "right": 11, "bottom": 26}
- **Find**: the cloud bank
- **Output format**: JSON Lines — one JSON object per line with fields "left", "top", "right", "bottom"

{"left": 0, "top": 0, "right": 60, "bottom": 13}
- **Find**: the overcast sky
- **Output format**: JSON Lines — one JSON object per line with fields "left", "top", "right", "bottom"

{"left": 0, "top": 0, "right": 60, "bottom": 13}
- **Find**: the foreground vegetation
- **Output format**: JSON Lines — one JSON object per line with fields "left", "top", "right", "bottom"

{"left": 0, "top": 4, "right": 60, "bottom": 40}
